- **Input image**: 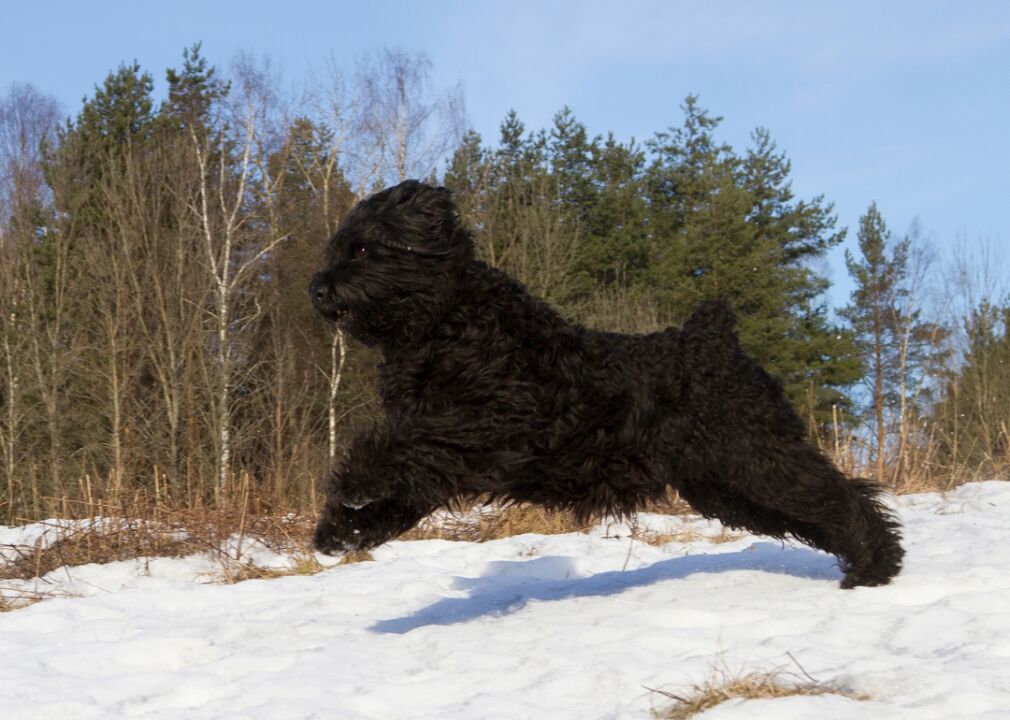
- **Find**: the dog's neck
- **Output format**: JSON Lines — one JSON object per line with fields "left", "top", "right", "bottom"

{"left": 369, "top": 286, "right": 464, "bottom": 357}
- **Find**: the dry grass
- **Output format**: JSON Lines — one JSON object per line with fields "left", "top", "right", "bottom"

{"left": 0, "top": 490, "right": 742, "bottom": 605}
{"left": 0, "top": 588, "right": 49, "bottom": 612}
{"left": 1, "top": 411, "right": 991, "bottom": 614}
{"left": 0, "top": 520, "right": 200, "bottom": 582}
{"left": 632, "top": 526, "right": 742, "bottom": 548}
{"left": 825, "top": 409, "right": 1002, "bottom": 495}
{"left": 216, "top": 554, "right": 328, "bottom": 584}
{"left": 0, "top": 497, "right": 595, "bottom": 602}
{"left": 403, "top": 490, "right": 699, "bottom": 544}
{"left": 0, "top": 504, "right": 319, "bottom": 583}
{"left": 643, "top": 489, "right": 694, "bottom": 515}
{"left": 0, "top": 509, "right": 329, "bottom": 610}
{"left": 0, "top": 428, "right": 978, "bottom": 609}
{"left": 404, "top": 502, "right": 592, "bottom": 543}
{"left": 339, "top": 550, "right": 375, "bottom": 564}
{"left": 0, "top": 485, "right": 390, "bottom": 606}
{"left": 649, "top": 659, "right": 869, "bottom": 719}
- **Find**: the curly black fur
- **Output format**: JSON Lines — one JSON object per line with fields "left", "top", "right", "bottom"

{"left": 309, "top": 180, "right": 904, "bottom": 589}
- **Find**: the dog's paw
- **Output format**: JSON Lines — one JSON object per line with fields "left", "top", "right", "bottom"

{"left": 312, "top": 523, "right": 345, "bottom": 556}
{"left": 312, "top": 505, "right": 394, "bottom": 555}
{"left": 313, "top": 507, "right": 361, "bottom": 555}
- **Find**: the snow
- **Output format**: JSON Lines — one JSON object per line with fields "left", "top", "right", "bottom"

{"left": 2, "top": 482, "right": 1010, "bottom": 719}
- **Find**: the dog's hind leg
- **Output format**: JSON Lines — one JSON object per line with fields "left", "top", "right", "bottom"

{"left": 677, "top": 444, "right": 903, "bottom": 588}
{"left": 832, "top": 477, "right": 906, "bottom": 588}
{"left": 677, "top": 476, "right": 796, "bottom": 541}
{"left": 719, "top": 443, "right": 904, "bottom": 588}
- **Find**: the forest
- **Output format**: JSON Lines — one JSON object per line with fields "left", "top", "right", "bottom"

{"left": 0, "top": 45, "right": 1006, "bottom": 522}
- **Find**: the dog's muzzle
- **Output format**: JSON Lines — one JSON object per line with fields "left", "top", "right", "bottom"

{"left": 309, "top": 273, "right": 351, "bottom": 322}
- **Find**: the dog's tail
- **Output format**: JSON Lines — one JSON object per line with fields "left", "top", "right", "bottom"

{"left": 679, "top": 298, "right": 805, "bottom": 435}
{"left": 682, "top": 299, "right": 738, "bottom": 342}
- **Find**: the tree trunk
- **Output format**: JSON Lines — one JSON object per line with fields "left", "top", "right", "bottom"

{"left": 874, "top": 305, "right": 885, "bottom": 484}
{"left": 328, "top": 329, "right": 347, "bottom": 462}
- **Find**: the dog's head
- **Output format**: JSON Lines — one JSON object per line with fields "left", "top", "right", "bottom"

{"left": 309, "top": 180, "right": 474, "bottom": 347}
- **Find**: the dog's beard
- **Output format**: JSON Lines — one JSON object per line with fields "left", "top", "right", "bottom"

{"left": 347, "top": 282, "right": 458, "bottom": 347}
{"left": 317, "top": 303, "right": 351, "bottom": 324}
{"left": 325, "top": 285, "right": 434, "bottom": 348}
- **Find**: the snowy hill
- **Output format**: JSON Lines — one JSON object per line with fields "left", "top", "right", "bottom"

{"left": 2, "top": 482, "right": 1010, "bottom": 719}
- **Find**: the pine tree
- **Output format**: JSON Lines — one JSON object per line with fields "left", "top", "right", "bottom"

{"left": 548, "top": 106, "right": 596, "bottom": 214}
{"left": 443, "top": 99, "right": 857, "bottom": 428}
{"left": 498, "top": 110, "right": 527, "bottom": 167}
{"left": 644, "top": 96, "right": 858, "bottom": 427}
{"left": 546, "top": 108, "right": 651, "bottom": 290}
{"left": 443, "top": 129, "right": 488, "bottom": 219}
{"left": 840, "top": 203, "right": 942, "bottom": 482}
{"left": 583, "top": 134, "right": 649, "bottom": 286}
{"left": 45, "top": 62, "right": 156, "bottom": 229}
{"left": 931, "top": 302, "right": 1010, "bottom": 475}
{"left": 163, "top": 43, "right": 229, "bottom": 135}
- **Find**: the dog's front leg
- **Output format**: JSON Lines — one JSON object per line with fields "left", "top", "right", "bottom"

{"left": 314, "top": 424, "right": 444, "bottom": 554}
{"left": 324, "top": 425, "right": 398, "bottom": 510}
{"left": 314, "top": 419, "right": 482, "bottom": 554}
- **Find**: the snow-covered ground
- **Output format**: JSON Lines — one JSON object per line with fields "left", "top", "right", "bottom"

{"left": 2, "top": 482, "right": 1009, "bottom": 719}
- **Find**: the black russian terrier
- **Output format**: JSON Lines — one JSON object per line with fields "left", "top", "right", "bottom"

{"left": 309, "top": 180, "right": 903, "bottom": 588}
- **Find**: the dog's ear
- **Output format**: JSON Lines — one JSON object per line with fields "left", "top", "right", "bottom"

{"left": 374, "top": 180, "right": 470, "bottom": 260}
{"left": 392, "top": 181, "right": 457, "bottom": 223}
{"left": 391, "top": 181, "right": 460, "bottom": 235}
{"left": 386, "top": 179, "right": 425, "bottom": 205}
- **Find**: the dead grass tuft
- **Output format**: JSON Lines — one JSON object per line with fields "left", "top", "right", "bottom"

{"left": 633, "top": 526, "right": 742, "bottom": 548}
{"left": 0, "top": 589, "right": 43, "bottom": 612}
{"left": 0, "top": 520, "right": 201, "bottom": 582}
{"left": 404, "top": 502, "right": 591, "bottom": 542}
{"left": 339, "top": 550, "right": 374, "bottom": 564}
{"left": 0, "top": 508, "right": 319, "bottom": 585}
{"left": 649, "top": 658, "right": 869, "bottom": 719}
{"left": 642, "top": 488, "right": 695, "bottom": 516}
{"left": 216, "top": 554, "right": 327, "bottom": 584}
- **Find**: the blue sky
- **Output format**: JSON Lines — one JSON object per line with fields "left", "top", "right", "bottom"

{"left": 3, "top": 0, "right": 1008, "bottom": 306}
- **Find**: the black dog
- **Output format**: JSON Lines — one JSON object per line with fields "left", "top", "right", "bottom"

{"left": 309, "top": 180, "right": 904, "bottom": 588}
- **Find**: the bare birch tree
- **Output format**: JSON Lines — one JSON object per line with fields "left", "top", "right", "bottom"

{"left": 352, "top": 48, "right": 465, "bottom": 194}
{"left": 0, "top": 83, "right": 60, "bottom": 246}
{"left": 190, "top": 86, "right": 286, "bottom": 494}
{"left": 888, "top": 224, "right": 943, "bottom": 485}
{"left": 0, "top": 85, "right": 64, "bottom": 498}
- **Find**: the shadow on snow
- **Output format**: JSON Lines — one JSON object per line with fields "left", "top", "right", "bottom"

{"left": 370, "top": 542, "right": 841, "bottom": 634}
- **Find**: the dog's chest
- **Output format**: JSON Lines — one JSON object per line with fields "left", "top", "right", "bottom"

{"left": 377, "top": 348, "right": 488, "bottom": 415}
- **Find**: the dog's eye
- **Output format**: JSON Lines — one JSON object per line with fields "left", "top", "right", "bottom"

{"left": 353, "top": 245, "right": 368, "bottom": 259}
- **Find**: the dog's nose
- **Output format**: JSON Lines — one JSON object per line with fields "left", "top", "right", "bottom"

{"left": 309, "top": 274, "right": 329, "bottom": 304}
